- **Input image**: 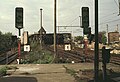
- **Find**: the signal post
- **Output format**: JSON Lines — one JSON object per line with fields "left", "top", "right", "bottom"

{"left": 81, "top": 7, "right": 89, "bottom": 56}
{"left": 15, "top": 7, "right": 24, "bottom": 64}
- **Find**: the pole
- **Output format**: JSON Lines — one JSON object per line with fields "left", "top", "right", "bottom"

{"left": 18, "top": 40, "right": 21, "bottom": 59}
{"left": 79, "top": 16, "right": 82, "bottom": 27}
{"left": 119, "top": 1, "right": 120, "bottom": 15}
{"left": 106, "top": 24, "right": 108, "bottom": 44}
{"left": 17, "top": 28, "right": 21, "bottom": 64}
{"left": 84, "top": 39, "right": 88, "bottom": 55}
{"left": 117, "top": 24, "right": 118, "bottom": 32}
{"left": 102, "top": 61, "right": 107, "bottom": 81}
{"left": 19, "top": 29, "right": 21, "bottom": 36}
{"left": 94, "top": 0, "right": 99, "bottom": 82}
{"left": 40, "top": 9, "right": 43, "bottom": 49}
{"left": 40, "top": 9, "right": 43, "bottom": 28}
{"left": 17, "top": 38, "right": 21, "bottom": 64}
{"left": 58, "top": 26, "right": 59, "bottom": 33}
{"left": 83, "top": 35, "right": 88, "bottom": 57}
{"left": 54, "top": 0, "right": 57, "bottom": 60}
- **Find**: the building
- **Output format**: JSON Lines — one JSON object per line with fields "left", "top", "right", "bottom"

{"left": 108, "top": 32, "right": 119, "bottom": 44}
{"left": 43, "top": 33, "right": 71, "bottom": 45}
{"left": 38, "top": 26, "right": 46, "bottom": 35}
{"left": 29, "top": 33, "right": 40, "bottom": 43}
{"left": 29, "top": 27, "right": 46, "bottom": 43}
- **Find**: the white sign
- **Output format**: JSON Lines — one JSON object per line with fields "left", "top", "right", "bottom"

{"left": 65, "top": 44, "right": 71, "bottom": 51}
{"left": 24, "top": 45, "right": 30, "bottom": 52}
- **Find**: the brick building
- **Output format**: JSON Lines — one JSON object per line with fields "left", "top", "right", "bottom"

{"left": 108, "top": 32, "right": 119, "bottom": 44}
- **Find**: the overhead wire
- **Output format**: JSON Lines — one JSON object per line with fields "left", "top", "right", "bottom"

{"left": 100, "top": 18, "right": 120, "bottom": 25}
{"left": 66, "top": 16, "right": 79, "bottom": 26}
{"left": 100, "top": 12, "right": 118, "bottom": 20}
{"left": 91, "top": 0, "right": 119, "bottom": 30}
{"left": 7, "top": 0, "right": 120, "bottom": 34}
{"left": 77, "top": 0, "right": 120, "bottom": 33}
{"left": 113, "top": 0, "right": 119, "bottom": 7}
{"left": 59, "top": 0, "right": 90, "bottom": 35}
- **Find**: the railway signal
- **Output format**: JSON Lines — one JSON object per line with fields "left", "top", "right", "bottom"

{"left": 81, "top": 7, "right": 90, "bottom": 56}
{"left": 15, "top": 7, "right": 24, "bottom": 64}
{"left": 102, "top": 47, "right": 111, "bottom": 63}
{"left": 88, "top": 34, "right": 94, "bottom": 44}
{"left": 15, "top": 7, "right": 23, "bottom": 36}
{"left": 82, "top": 7, "right": 89, "bottom": 34}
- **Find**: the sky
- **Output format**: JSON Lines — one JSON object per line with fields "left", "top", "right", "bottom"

{"left": 0, "top": 0, "right": 120, "bottom": 36}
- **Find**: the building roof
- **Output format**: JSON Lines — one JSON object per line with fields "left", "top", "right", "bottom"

{"left": 38, "top": 27, "right": 46, "bottom": 34}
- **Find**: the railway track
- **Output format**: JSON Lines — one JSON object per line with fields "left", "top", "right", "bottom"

{"left": 46, "top": 46, "right": 120, "bottom": 65}
{"left": 58, "top": 50, "right": 83, "bottom": 63}
{"left": 74, "top": 47, "right": 120, "bottom": 65}
{"left": 46, "top": 46, "right": 94, "bottom": 63}
{"left": 110, "top": 56, "right": 120, "bottom": 65}
{"left": 58, "top": 50, "right": 94, "bottom": 63}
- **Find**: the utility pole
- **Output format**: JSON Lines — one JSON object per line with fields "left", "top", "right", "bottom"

{"left": 117, "top": 24, "right": 119, "bottom": 32}
{"left": 54, "top": 0, "right": 57, "bottom": 61}
{"left": 94, "top": 0, "right": 99, "bottom": 82}
{"left": 106, "top": 24, "right": 108, "bottom": 44}
{"left": 119, "top": 0, "right": 120, "bottom": 15}
{"left": 106, "top": 24, "right": 108, "bottom": 33}
{"left": 79, "top": 16, "right": 82, "bottom": 27}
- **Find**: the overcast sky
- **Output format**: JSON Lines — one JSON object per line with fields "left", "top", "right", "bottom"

{"left": 0, "top": 0, "right": 120, "bottom": 36}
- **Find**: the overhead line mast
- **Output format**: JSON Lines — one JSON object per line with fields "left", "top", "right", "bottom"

{"left": 94, "top": 0, "right": 99, "bottom": 82}
{"left": 53, "top": 0, "right": 57, "bottom": 62}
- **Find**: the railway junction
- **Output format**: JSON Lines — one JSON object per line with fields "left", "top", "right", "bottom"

{"left": 0, "top": 1, "right": 120, "bottom": 82}
{"left": 0, "top": 44, "right": 120, "bottom": 82}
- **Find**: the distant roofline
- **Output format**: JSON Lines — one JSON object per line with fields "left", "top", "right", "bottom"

{"left": 108, "top": 31, "right": 119, "bottom": 33}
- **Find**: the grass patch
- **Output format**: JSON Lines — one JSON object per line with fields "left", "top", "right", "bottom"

{"left": 63, "top": 65, "right": 89, "bottom": 82}
{"left": 21, "top": 50, "right": 54, "bottom": 64}
{"left": 63, "top": 65, "right": 116, "bottom": 82}
{"left": 0, "top": 66, "right": 18, "bottom": 77}
{"left": 0, "top": 66, "right": 9, "bottom": 76}
{"left": 63, "top": 65, "right": 77, "bottom": 76}
{"left": 20, "top": 42, "right": 54, "bottom": 64}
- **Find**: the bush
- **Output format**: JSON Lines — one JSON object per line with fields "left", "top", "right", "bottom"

{"left": 21, "top": 50, "right": 53, "bottom": 64}
{"left": 0, "top": 66, "right": 9, "bottom": 76}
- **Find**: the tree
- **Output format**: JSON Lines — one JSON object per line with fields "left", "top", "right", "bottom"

{"left": 0, "top": 31, "right": 17, "bottom": 51}
{"left": 74, "top": 36, "right": 83, "bottom": 42}
{"left": 99, "top": 31, "right": 107, "bottom": 44}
